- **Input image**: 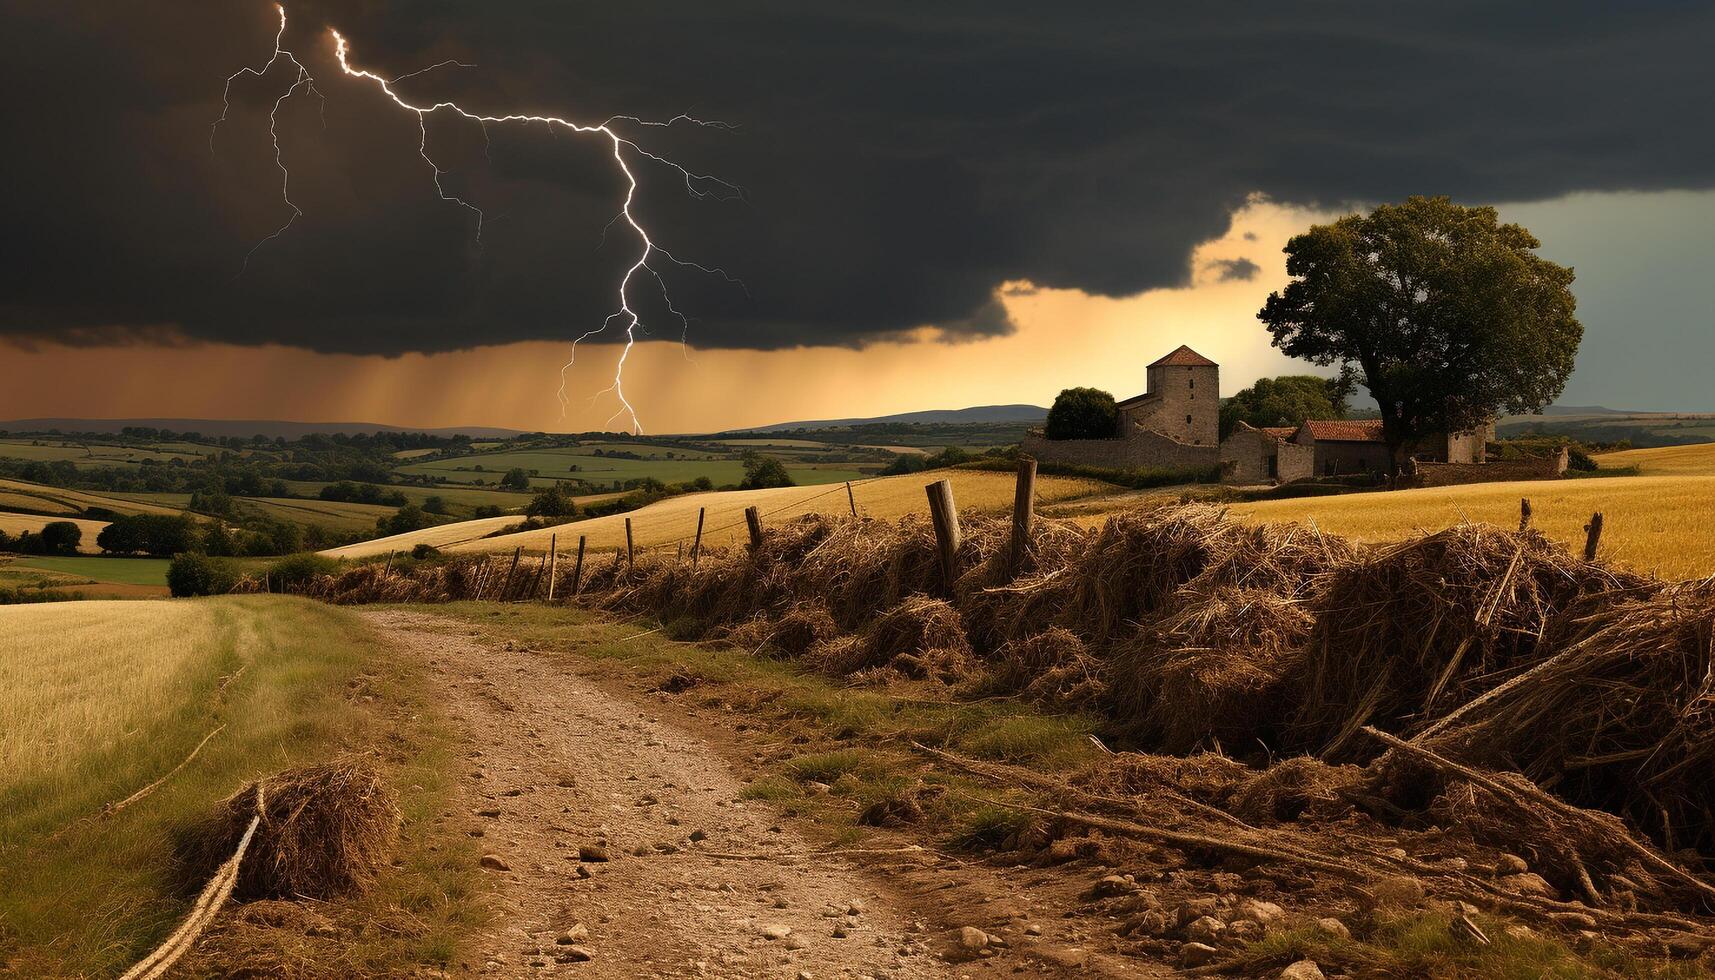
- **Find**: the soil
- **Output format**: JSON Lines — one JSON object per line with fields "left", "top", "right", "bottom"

{"left": 365, "top": 610, "right": 1166, "bottom": 979}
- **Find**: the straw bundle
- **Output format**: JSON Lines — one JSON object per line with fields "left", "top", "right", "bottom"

{"left": 1290, "top": 523, "right": 1644, "bottom": 757}
{"left": 1427, "top": 580, "right": 1715, "bottom": 857}
{"left": 968, "top": 627, "right": 1106, "bottom": 709}
{"left": 1105, "top": 588, "right": 1314, "bottom": 753}
{"left": 182, "top": 760, "right": 399, "bottom": 900}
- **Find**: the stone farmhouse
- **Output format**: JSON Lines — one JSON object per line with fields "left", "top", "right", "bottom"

{"left": 1021, "top": 345, "right": 1517, "bottom": 485}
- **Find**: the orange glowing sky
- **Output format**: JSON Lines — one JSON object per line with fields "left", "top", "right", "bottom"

{"left": 1, "top": 198, "right": 1338, "bottom": 433}
{"left": 9, "top": 189, "right": 1711, "bottom": 432}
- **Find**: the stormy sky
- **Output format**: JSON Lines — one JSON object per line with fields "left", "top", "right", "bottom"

{"left": 3, "top": 0, "right": 1713, "bottom": 362}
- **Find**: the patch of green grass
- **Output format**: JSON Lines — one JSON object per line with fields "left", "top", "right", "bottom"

{"left": 949, "top": 804, "right": 1033, "bottom": 850}
{"left": 10, "top": 555, "right": 171, "bottom": 586}
{"left": 739, "top": 776, "right": 803, "bottom": 802}
{"left": 1232, "top": 913, "right": 1708, "bottom": 980}
{"left": 784, "top": 749, "right": 885, "bottom": 783}
{"left": 951, "top": 714, "right": 1095, "bottom": 763}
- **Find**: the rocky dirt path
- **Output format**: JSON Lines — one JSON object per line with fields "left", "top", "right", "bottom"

{"left": 367, "top": 610, "right": 1138, "bottom": 979}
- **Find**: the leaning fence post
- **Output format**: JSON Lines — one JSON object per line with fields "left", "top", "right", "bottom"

{"left": 846, "top": 481, "right": 858, "bottom": 518}
{"left": 745, "top": 506, "right": 763, "bottom": 550}
{"left": 546, "top": 534, "right": 558, "bottom": 602}
{"left": 691, "top": 507, "right": 706, "bottom": 567}
{"left": 1007, "top": 456, "right": 1037, "bottom": 578}
{"left": 1583, "top": 511, "right": 1604, "bottom": 561}
{"left": 497, "top": 547, "right": 522, "bottom": 601}
{"left": 571, "top": 535, "right": 587, "bottom": 596}
{"left": 625, "top": 517, "right": 635, "bottom": 571}
{"left": 1519, "top": 498, "right": 1532, "bottom": 532}
{"left": 925, "top": 478, "right": 961, "bottom": 589}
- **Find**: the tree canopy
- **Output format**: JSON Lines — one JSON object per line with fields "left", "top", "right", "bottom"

{"left": 738, "top": 452, "right": 795, "bottom": 490}
{"left": 1259, "top": 196, "right": 1580, "bottom": 468}
{"left": 1219, "top": 373, "right": 1353, "bottom": 440}
{"left": 1044, "top": 387, "right": 1119, "bottom": 440}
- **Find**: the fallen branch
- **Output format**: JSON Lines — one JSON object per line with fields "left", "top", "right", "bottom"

{"left": 963, "top": 794, "right": 1373, "bottom": 881}
{"left": 1360, "top": 725, "right": 1715, "bottom": 904}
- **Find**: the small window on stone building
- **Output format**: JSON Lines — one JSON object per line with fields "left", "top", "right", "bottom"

{"left": 1185, "top": 414, "right": 1192, "bottom": 424}
{"left": 1188, "top": 378, "right": 1194, "bottom": 389}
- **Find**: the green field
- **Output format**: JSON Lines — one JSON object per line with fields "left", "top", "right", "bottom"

{"left": 0, "top": 597, "right": 478, "bottom": 977}
{"left": 9, "top": 555, "right": 173, "bottom": 586}
{"left": 399, "top": 447, "right": 868, "bottom": 490}
{"left": 0, "top": 439, "right": 213, "bottom": 467}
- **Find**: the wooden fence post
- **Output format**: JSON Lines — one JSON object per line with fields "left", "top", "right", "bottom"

{"left": 382, "top": 550, "right": 395, "bottom": 577}
{"left": 691, "top": 507, "right": 706, "bottom": 567}
{"left": 525, "top": 551, "right": 548, "bottom": 601}
{"left": 572, "top": 536, "right": 587, "bottom": 596}
{"left": 546, "top": 535, "right": 558, "bottom": 602}
{"left": 745, "top": 506, "right": 763, "bottom": 550}
{"left": 925, "top": 479, "right": 961, "bottom": 589}
{"left": 1584, "top": 512, "right": 1604, "bottom": 561}
{"left": 1519, "top": 498, "right": 1532, "bottom": 532}
{"left": 625, "top": 517, "right": 635, "bottom": 571}
{"left": 497, "top": 547, "right": 522, "bottom": 601}
{"left": 1007, "top": 456, "right": 1037, "bottom": 578}
{"left": 846, "top": 481, "right": 858, "bottom": 518}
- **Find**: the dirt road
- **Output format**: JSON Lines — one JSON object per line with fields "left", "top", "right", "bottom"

{"left": 367, "top": 611, "right": 1153, "bottom": 979}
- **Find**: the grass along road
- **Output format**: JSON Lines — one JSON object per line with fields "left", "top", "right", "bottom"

{"left": 0, "top": 597, "right": 481, "bottom": 978}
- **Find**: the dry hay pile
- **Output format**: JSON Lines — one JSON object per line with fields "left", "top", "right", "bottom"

{"left": 1423, "top": 579, "right": 1715, "bottom": 858}
{"left": 965, "top": 626, "right": 1106, "bottom": 709}
{"left": 1073, "top": 750, "right": 1368, "bottom": 827}
{"left": 806, "top": 596, "right": 974, "bottom": 682}
{"left": 279, "top": 557, "right": 493, "bottom": 604}
{"left": 1109, "top": 588, "right": 1316, "bottom": 754}
{"left": 181, "top": 760, "right": 400, "bottom": 901}
{"left": 1290, "top": 523, "right": 1646, "bottom": 757}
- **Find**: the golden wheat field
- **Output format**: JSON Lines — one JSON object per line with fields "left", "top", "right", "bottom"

{"left": 1594, "top": 440, "right": 1715, "bottom": 476}
{"left": 0, "top": 512, "right": 110, "bottom": 552}
{"left": 436, "top": 469, "right": 1107, "bottom": 558}
{"left": 318, "top": 514, "right": 531, "bottom": 559}
{"left": 1220, "top": 474, "right": 1715, "bottom": 580}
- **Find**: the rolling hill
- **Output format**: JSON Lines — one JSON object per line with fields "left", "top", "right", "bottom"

{"left": 733, "top": 404, "right": 1047, "bottom": 433}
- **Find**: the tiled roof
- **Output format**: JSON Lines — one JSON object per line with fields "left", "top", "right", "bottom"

{"left": 1148, "top": 345, "right": 1218, "bottom": 368}
{"left": 1300, "top": 419, "right": 1386, "bottom": 443}
{"left": 1261, "top": 426, "right": 1299, "bottom": 439}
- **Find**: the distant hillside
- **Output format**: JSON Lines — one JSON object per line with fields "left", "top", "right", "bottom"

{"left": 0, "top": 418, "right": 525, "bottom": 439}
{"left": 732, "top": 404, "right": 1047, "bottom": 434}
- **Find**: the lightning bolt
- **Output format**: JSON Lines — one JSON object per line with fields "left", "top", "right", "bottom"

{"left": 215, "top": 4, "right": 742, "bottom": 434}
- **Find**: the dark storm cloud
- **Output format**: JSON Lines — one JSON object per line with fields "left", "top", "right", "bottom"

{"left": 2, "top": 1, "right": 1713, "bottom": 355}
{"left": 1208, "top": 258, "right": 1261, "bottom": 283}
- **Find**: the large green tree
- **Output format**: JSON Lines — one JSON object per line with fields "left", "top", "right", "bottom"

{"left": 1044, "top": 387, "right": 1119, "bottom": 440}
{"left": 1259, "top": 197, "right": 1581, "bottom": 470}
{"left": 1219, "top": 372, "right": 1353, "bottom": 439}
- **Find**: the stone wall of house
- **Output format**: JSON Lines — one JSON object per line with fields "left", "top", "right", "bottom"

{"left": 1445, "top": 428, "right": 1486, "bottom": 464}
{"left": 1021, "top": 430, "right": 1220, "bottom": 471}
{"left": 1220, "top": 427, "right": 1274, "bottom": 484}
{"left": 1137, "top": 363, "right": 1220, "bottom": 447}
{"left": 1409, "top": 447, "right": 1568, "bottom": 487}
{"left": 1278, "top": 441, "right": 1316, "bottom": 483}
{"left": 1306, "top": 439, "right": 1392, "bottom": 476}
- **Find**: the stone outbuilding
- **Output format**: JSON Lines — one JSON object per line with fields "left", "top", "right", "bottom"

{"left": 1220, "top": 422, "right": 1315, "bottom": 484}
{"left": 1020, "top": 345, "right": 1223, "bottom": 471}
